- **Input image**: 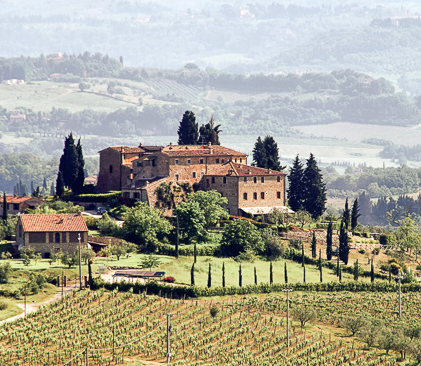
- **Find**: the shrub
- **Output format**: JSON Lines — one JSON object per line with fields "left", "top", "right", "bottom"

{"left": 373, "top": 247, "right": 381, "bottom": 255}
{"left": 234, "top": 250, "right": 257, "bottom": 263}
{"left": 83, "top": 216, "right": 98, "bottom": 229}
{"left": 289, "top": 239, "right": 302, "bottom": 250}
{"left": 379, "top": 234, "right": 396, "bottom": 246}
{"left": 359, "top": 249, "right": 366, "bottom": 254}
{"left": 0, "top": 301, "right": 7, "bottom": 311}
{"left": 163, "top": 276, "right": 175, "bottom": 283}
{"left": 262, "top": 229, "right": 284, "bottom": 258}
{"left": 72, "top": 191, "right": 122, "bottom": 203}
{"left": 0, "top": 262, "right": 12, "bottom": 284}
{"left": 210, "top": 305, "right": 220, "bottom": 318}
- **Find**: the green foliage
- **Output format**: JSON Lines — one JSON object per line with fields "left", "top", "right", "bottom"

{"left": 379, "top": 234, "right": 396, "bottom": 246}
{"left": 139, "top": 254, "right": 161, "bottom": 272}
{"left": 155, "top": 182, "right": 174, "bottom": 209}
{"left": 109, "top": 240, "right": 137, "bottom": 261}
{"left": 174, "top": 201, "right": 207, "bottom": 243}
{"left": 0, "top": 262, "right": 11, "bottom": 283}
{"left": 234, "top": 250, "right": 257, "bottom": 263}
{"left": 343, "top": 316, "right": 368, "bottom": 336}
{"left": 261, "top": 228, "right": 284, "bottom": 259}
{"left": 311, "top": 231, "right": 317, "bottom": 259}
{"left": 122, "top": 202, "right": 172, "bottom": 248}
{"left": 191, "top": 262, "right": 195, "bottom": 286}
{"left": 152, "top": 242, "right": 219, "bottom": 257}
{"left": 209, "top": 305, "right": 219, "bottom": 318}
{"left": 252, "top": 135, "right": 285, "bottom": 171}
{"left": 2, "top": 192, "right": 7, "bottom": 222}
{"left": 287, "top": 155, "right": 305, "bottom": 212}
{"left": 97, "top": 213, "right": 119, "bottom": 236}
{"left": 177, "top": 110, "right": 198, "bottom": 145}
{"left": 189, "top": 190, "right": 229, "bottom": 227}
{"left": 343, "top": 198, "right": 350, "bottom": 230}
{"left": 292, "top": 305, "right": 317, "bottom": 329}
{"left": 303, "top": 153, "right": 327, "bottom": 219}
{"left": 207, "top": 263, "right": 211, "bottom": 288}
{"left": 351, "top": 198, "right": 360, "bottom": 230}
{"left": 339, "top": 220, "right": 350, "bottom": 265}
{"left": 220, "top": 219, "right": 264, "bottom": 257}
{"left": 57, "top": 133, "right": 83, "bottom": 193}
{"left": 72, "top": 191, "right": 122, "bottom": 203}
{"left": 326, "top": 221, "right": 333, "bottom": 261}
{"left": 199, "top": 116, "right": 221, "bottom": 145}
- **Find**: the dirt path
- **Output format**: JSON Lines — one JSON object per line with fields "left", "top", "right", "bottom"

{"left": 0, "top": 285, "right": 76, "bottom": 325}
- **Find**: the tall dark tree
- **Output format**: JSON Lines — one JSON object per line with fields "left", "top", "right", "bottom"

{"left": 177, "top": 110, "right": 198, "bottom": 145}
{"left": 50, "top": 182, "right": 55, "bottom": 196}
{"left": 371, "top": 260, "right": 375, "bottom": 283}
{"left": 42, "top": 177, "right": 47, "bottom": 190}
{"left": 339, "top": 220, "right": 350, "bottom": 265}
{"left": 302, "top": 153, "right": 326, "bottom": 219}
{"left": 222, "top": 262, "right": 225, "bottom": 287}
{"left": 353, "top": 260, "right": 359, "bottom": 281}
{"left": 269, "top": 262, "right": 273, "bottom": 284}
{"left": 351, "top": 198, "right": 361, "bottom": 231}
{"left": 2, "top": 192, "right": 8, "bottom": 222}
{"left": 319, "top": 249, "right": 323, "bottom": 282}
{"left": 336, "top": 254, "right": 340, "bottom": 277}
{"left": 343, "top": 198, "right": 351, "bottom": 230}
{"left": 303, "top": 263, "right": 306, "bottom": 283}
{"left": 326, "top": 221, "right": 333, "bottom": 261}
{"left": 284, "top": 262, "right": 288, "bottom": 283}
{"left": 302, "top": 243, "right": 305, "bottom": 267}
{"left": 207, "top": 263, "right": 212, "bottom": 288}
{"left": 263, "top": 136, "right": 284, "bottom": 171}
{"left": 252, "top": 136, "right": 267, "bottom": 168}
{"left": 311, "top": 231, "right": 317, "bottom": 258}
{"left": 358, "top": 191, "right": 372, "bottom": 225}
{"left": 74, "top": 138, "right": 85, "bottom": 193}
{"left": 56, "top": 171, "right": 65, "bottom": 199}
{"left": 58, "top": 133, "right": 80, "bottom": 192}
{"left": 287, "top": 155, "right": 305, "bottom": 212}
{"left": 198, "top": 116, "right": 221, "bottom": 145}
{"left": 191, "top": 263, "right": 195, "bottom": 286}
{"left": 254, "top": 266, "right": 257, "bottom": 285}
{"left": 239, "top": 265, "right": 242, "bottom": 287}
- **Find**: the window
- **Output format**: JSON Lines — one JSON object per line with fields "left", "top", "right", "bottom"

{"left": 222, "top": 159, "right": 225, "bottom": 163}
{"left": 187, "top": 159, "right": 191, "bottom": 164}
{"left": 277, "top": 192, "right": 281, "bottom": 199}
{"left": 200, "top": 159, "right": 204, "bottom": 164}
{"left": 175, "top": 159, "right": 179, "bottom": 165}
{"left": 192, "top": 172, "right": 196, "bottom": 178}
{"left": 261, "top": 192, "right": 265, "bottom": 199}
{"left": 253, "top": 192, "right": 257, "bottom": 200}
{"left": 211, "top": 177, "right": 215, "bottom": 184}
{"left": 243, "top": 193, "right": 248, "bottom": 200}
{"left": 137, "top": 162, "right": 143, "bottom": 167}
{"left": 253, "top": 177, "right": 257, "bottom": 183}
{"left": 277, "top": 176, "right": 281, "bottom": 182}
{"left": 216, "top": 158, "right": 220, "bottom": 163}
{"left": 261, "top": 177, "right": 264, "bottom": 183}
{"left": 240, "top": 158, "right": 242, "bottom": 163}
{"left": 206, "top": 179, "right": 210, "bottom": 187}
{"left": 109, "top": 165, "right": 113, "bottom": 173}
{"left": 55, "top": 233, "right": 60, "bottom": 244}
{"left": 235, "top": 158, "right": 237, "bottom": 162}
{"left": 223, "top": 177, "right": 227, "bottom": 184}
{"left": 175, "top": 174, "right": 179, "bottom": 181}
{"left": 152, "top": 160, "right": 156, "bottom": 167}
{"left": 243, "top": 177, "right": 247, "bottom": 183}
{"left": 13, "top": 204, "right": 19, "bottom": 210}
{"left": 134, "top": 192, "right": 140, "bottom": 199}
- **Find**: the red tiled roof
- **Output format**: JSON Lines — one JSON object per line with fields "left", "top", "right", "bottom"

{"left": 20, "top": 214, "right": 88, "bottom": 232}
{"left": 206, "top": 162, "right": 286, "bottom": 177}
{"left": 0, "top": 196, "right": 42, "bottom": 204}
{"left": 162, "top": 144, "right": 247, "bottom": 158}
{"left": 100, "top": 146, "right": 145, "bottom": 154}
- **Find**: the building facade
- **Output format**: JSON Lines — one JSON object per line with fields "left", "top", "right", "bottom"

{"left": 0, "top": 196, "right": 44, "bottom": 215}
{"left": 16, "top": 213, "right": 89, "bottom": 257}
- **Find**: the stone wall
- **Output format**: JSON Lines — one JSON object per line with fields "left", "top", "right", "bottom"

{"left": 97, "top": 148, "right": 124, "bottom": 192}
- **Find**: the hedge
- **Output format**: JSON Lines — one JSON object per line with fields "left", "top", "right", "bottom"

{"left": 153, "top": 242, "right": 220, "bottom": 257}
{"left": 92, "top": 277, "right": 421, "bottom": 299}
{"left": 316, "top": 222, "right": 341, "bottom": 231}
{"left": 72, "top": 191, "right": 122, "bottom": 203}
{"left": 379, "top": 234, "right": 396, "bottom": 246}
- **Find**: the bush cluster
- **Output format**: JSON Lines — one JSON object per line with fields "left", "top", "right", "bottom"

{"left": 72, "top": 191, "right": 121, "bottom": 203}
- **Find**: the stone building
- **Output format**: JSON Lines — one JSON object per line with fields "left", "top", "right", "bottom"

{"left": 0, "top": 196, "right": 44, "bottom": 215}
{"left": 16, "top": 213, "right": 88, "bottom": 257}
{"left": 203, "top": 161, "right": 288, "bottom": 216}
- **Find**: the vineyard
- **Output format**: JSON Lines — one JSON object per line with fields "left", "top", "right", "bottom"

{"left": 146, "top": 79, "right": 202, "bottom": 101}
{"left": 0, "top": 289, "right": 413, "bottom": 366}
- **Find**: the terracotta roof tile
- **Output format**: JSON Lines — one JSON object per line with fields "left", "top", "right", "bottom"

{"left": 0, "top": 196, "right": 42, "bottom": 204}
{"left": 101, "top": 146, "right": 145, "bottom": 154}
{"left": 20, "top": 214, "right": 88, "bottom": 232}
{"left": 206, "top": 162, "right": 286, "bottom": 177}
{"left": 162, "top": 144, "right": 247, "bottom": 158}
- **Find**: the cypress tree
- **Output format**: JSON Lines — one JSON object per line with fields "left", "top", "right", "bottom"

{"left": 269, "top": 262, "right": 273, "bottom": 285}
{"left": 207, "top": 263, "right": 212, "bottom": 288}
{"left": 43, "top": 177, "right": 47, "bottom": 190}
{"left": 343, "top": 198, "right": 350, "bottom": 230}
{"left": 56, "top": 171, "right": 65, "bottom": 199}
{"left": 326, "top": 221, "right": 333, "bottom": 261}
{"left": 58, "top": 132, "right": 80, "bottom": 191}
{"left": 311, "top": 231, "right": 317, "bottom": 258}
{"left": 254, "top": 266, "right": 257, "bottom": 285}
{"left": 198, "top": 116, "right": 221, "bottom": 145}
{"left": 336, "top": 253, "right": 340, "bottom": 277}
{"left": 222, "top": 262, "right": 225, "bottom": 287}
{"left": 177, "top": 110, "right": 199, "bottom": 145}
{"left": 353, "top": 260, "right": 359, "bottom": 281}
{"left": 50, "top": 182, "right": 55, "bottom": 196}
{"left": 74, "top": 138, "right": 85, "bottom": 193}
{"left": 339, "top": 220, "right": 349, "bottom": 265}
{"left": 263, "top": 135, "right": 285, "bottom": 171}
{"left": 303, "top": 263, "right": 306, "bottom": 283}
{"left": 30, "top": 181, "right": 34, "bottom": 196}
{"left": 284, "top": 263, "right": 288, "bottom": 283}
{"left": 319, "top": 249, "right": 323, "bottom": 282}
{"left": 194, "top": 243, "right": 197, "bottom": 263}
{"left": 302, "top": 243, "right": 305, "bottom": 267}
{"left": 2, "top": 192, "right": 8, "bottom": 222}
{"left": 389, "top": 267, "right": 391, "bottom": 283}
{"left": 339, "top": 266, "right": 342, "bottom": 281}
{"left": 252, "top": 136, "right": 267, "bottom": 168}
{"left": 351, "top": 198, "right": 361, "bottom": 231}
{"left": 287, "top": 155, "right": 305, "bottom": 212}
{"left": 302, "top": 153, "right": 326, "bottom": 219}
{"left": 239, "top": 265, "right": 242, "bottom": 287}
{"left": 371, "top": 260, "right": 375, "bottom": 283}
{"left": 88, "top": 259, "right": 93, "bottom": 288}
{"left": 191, "top": 263, "right": 195, "bottom": 286}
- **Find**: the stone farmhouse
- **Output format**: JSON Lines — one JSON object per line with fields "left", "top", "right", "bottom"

{"left": 16, "top": 213, "right": 88, "bottom": 257}
{"left": 0, "top": 195, "right": 44, "bottom": 215}
{"left": 97, "top": 143, "right": 289, "bottom": 216}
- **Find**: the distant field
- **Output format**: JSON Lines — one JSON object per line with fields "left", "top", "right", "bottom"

{"left": 296, "top": 122, "right": 421, "bottom": 146}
